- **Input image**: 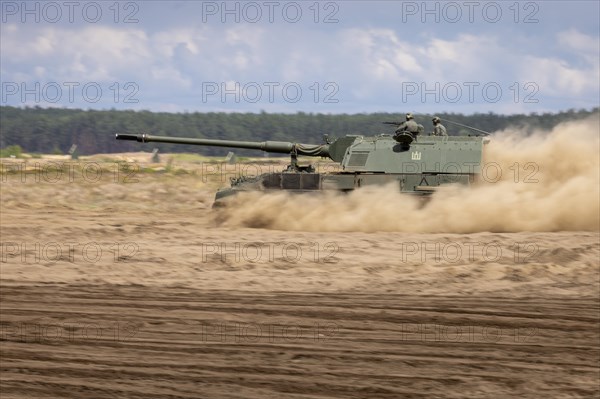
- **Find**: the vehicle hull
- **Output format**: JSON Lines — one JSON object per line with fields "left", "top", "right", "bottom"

{"left": 213, "top": 171, "right": 474, "bottom": 205}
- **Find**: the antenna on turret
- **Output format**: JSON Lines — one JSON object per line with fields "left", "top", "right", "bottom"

{"left": 411, "top": 113, "right": 492, "bottom": 136}
{"left": 440, "top": 119, "right": 491, "bottom": 136}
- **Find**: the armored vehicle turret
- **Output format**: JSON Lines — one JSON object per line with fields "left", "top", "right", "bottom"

{"left": 116, "top": 121, "right": 489, "bottom": 205}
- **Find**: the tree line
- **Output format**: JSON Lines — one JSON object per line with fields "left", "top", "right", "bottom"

{"left": 0, "top": 106, "right": 597, "bottom": 156}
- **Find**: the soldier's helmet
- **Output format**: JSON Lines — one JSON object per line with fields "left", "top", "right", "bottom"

{"left": 432, "top": 116, "right": 441, "bottom": 123}
{"left": 406, "top": 113, "right": 414, "bottom": 120}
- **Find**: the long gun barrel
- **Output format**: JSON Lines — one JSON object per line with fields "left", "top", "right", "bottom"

{"left": 115, "top": 133, "right": 331, "bottom": 158}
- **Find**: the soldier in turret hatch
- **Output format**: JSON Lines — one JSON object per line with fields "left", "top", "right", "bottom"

{"left": 431, "top": 116, "right": 447, "bottom": 136}
{"left": 394, "top": 113, "right": 422, "bottom": 138}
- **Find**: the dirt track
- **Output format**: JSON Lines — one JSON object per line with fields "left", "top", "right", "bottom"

{"left": 1, "top": 165, "right": 599, "bottom": 398}
{"left": 2, "top": 285, "right": 598, "bottom": 399}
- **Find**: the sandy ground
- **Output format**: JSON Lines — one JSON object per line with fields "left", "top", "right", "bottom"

{"left": 1, "top": 160, "right": 599, "bottom": 398}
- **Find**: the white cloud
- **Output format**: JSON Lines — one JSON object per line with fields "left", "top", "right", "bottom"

{"left": 558, "top": 29, "right": 600, "bottom": 57}
{"left": 33, "top": 66, "right": 46, "bottom": 79}
{"left": 1, "top": 19, "right": 598, "bottom": 112}
{"left": 339, "top": 28, "right": 423, "bottom": 79}
{"left": 224, "top": 25, "right": 265, "bottom": 48}
{"left": 150, "top": 66, "right": 192, "bottom": 89}
{"left": 153, "top": 28, "right": 203, "bottom": 58}
{"left": 1, "top": 24, "right": 151, "bottom": 81}
{"left": 520, "top": 56, "right": 591, "bottom": 96}
{"left": 517, "top": 30, "right": 599, "bottom": 98}
{"left": 333, "top": 28, "right": 599, "bottom": 106}
{"left": 33, "top": 33, "right": 55, "bottom": 55}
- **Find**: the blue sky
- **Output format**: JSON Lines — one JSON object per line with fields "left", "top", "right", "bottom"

{"left": 1, "top": 1, "right": 599, "bottom": 114}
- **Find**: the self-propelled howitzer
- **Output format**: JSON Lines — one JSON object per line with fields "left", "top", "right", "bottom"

{"left": 115, "top": 129, "right": 489, "bottom": 205}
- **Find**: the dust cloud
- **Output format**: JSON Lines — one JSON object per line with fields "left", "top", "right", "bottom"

{"left": 217, "top": 116, "right": 600, "bottom": 233}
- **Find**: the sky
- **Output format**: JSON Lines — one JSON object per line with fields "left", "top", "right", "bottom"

{"left": 1, "top": 0, "right": 599, "bottom": 114}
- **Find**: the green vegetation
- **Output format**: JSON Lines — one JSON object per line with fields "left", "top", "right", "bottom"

{"left": 0, "top": 145, "right": 22, "bottom": 158}
{"left": 1, "top": 106, "right": 597, "bottom": 155}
